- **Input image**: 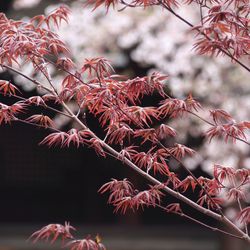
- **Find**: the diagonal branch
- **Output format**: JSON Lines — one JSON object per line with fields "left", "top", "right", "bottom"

{"left": 156, "top": 204, "right": 245, "bottom": 240}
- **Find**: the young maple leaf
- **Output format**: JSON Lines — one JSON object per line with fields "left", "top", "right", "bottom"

{"left": 132, "top": 187, "right": 163, "bottom": 210}
{"left": 26, "top": 114, "right": 54, "bottom": 128}
{"left": 166, "top": 203, "right": 182, "bottom": 213}
{"left": 237, "top": 121, "right": 250, "bottom": 130}
{"left": 88, "top": 138, "right": 106, "bottom": 157}
{"left": 81, "top": 57, "right": 114, "bottom": 78}
{"left": 178, "top": 176, "right": 197, "bottom": 192}
{"left": 133, "top": 152, "right": 154, "bottom": 169}
{"left": 158, "top": 98, "right": 187, "bottom": 118}
{"left": 0, "top": 101, "right": 27, "bottom": 124}
{"left": 99, "top": 178, "right": 134, "bottom": 200}
{"left": 209, "top": 109, "right": 233, "bottom": 125}
{"left": 29, "top": 222, "right": 75, "bottom": 244}
{"left": 47, "top": 38, "right": 69, "bottom": 56}
{"left": 168, "top": 172, "right": 181, "bottom": 189}
{"left": 169, "top": 144, "right": 195, "bottom": 159}
{"left": 85, "top": 0, "right": 118, "bottom": 11}
{"left": 103, "top": 182, "right": 164, "bottom": 213}
{"left": 62, "top": 75, "right": 79, "bottom": 89}
{"left": 227, "top": 187, "right": 246, "bottom": 201}
{"left": 152, "top": 161, "right": 170, "bottom": 176}
{"left": 106, "top": 123, "right": 134, "bottom": 144}
{"left": 154, "top": 148, "right": 170, "bottom": 163}
{"left": 161, "top": 0, "right": 179, "bottom": 7}
{"left": 125, "top": 106, "right": 158, "bottom": 126}
{"left": 206, "top": 125, "right": 226, "bottom": 142}
{"left": 147, "top": 72, "right": 168, "bottom": 97}
{"left": 40, "top": 132, "right": 69, "bottom": 147}
{"left": 45, "top": 5, "right": 70, "bottom": 29}
{"left": 66, "top": 237, "right": 101, "bottom": 250}
{"left": 134, "top": 128, "right": 157, "bottom": 144}
{"left": 64, "top": 129, "right": 82, "bottom": 148}
{"left": 238, "top": 207, "right": 250, "bottom": 224}
{"left": 193, "top": 36, "right": 225, "bottom": 57}
{"left": 78, "top": 129, "right": 92, "bottom": 141}
{"left": 202, "top": 178, "right": 222, "bottom": 196}
{"left": 118, "top": 146, "right": 138, "bottom": 161}
{"left": 0, "top": 80, "right": 20, "bottom": 96}
{"left": 0, "top": 103, "right": 13, "bottom": 124}
{"left": 10, "top": 102, "right": 27, "bottom": 114}
{"left": 27, "top": 96, "right": 46, "bottom": 106}
{"left": 57, "top": 57, "right": 76, "bottom": 71}
{"left": 121, "top": 77, "right": 149, "bottom": 103}
{"left": 113, "top": 196, "right": 134, "bottom": 214}
{"left": 234, "top": 168, "right": 250, "bottom": 184}
{"left": 223, "top": 123, "right": 247, "bottom": 142}
{"left": 185, "top": 93, "right": 201, "bottom": 112}
{"left": 156, "top": 124, "right": 177, "bottom": 139}
{"left": 59, "top": 88, "right": 75, "bottom": 102}
{"left": 213, "top": 164, "right": 235, "bottom": 183}
{"left": 197, "top": 195, "right": 223, "bottom": 210}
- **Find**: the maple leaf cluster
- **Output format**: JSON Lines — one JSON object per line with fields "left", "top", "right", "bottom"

{"left": 30, "top": 222, "right": 106, "bottom": 250}
{"left": 99, "top": 179, "right": 164, "bottom": 213}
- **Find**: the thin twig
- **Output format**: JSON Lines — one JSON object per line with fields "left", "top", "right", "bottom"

{"left": 156, "top": 204, "right": 245, "bottom": 240}
{"left": 13, "top": 118, "right": 60, "bottom": 132}
{"left": 0, "top": 92, "right": 73, "bottom": 119}
{"left": 0, "top": 64, "right": 54, "bottom": 94}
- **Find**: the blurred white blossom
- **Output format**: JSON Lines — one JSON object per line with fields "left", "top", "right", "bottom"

{"left": 13, "top": 0, "right": 41, "bottom": 10}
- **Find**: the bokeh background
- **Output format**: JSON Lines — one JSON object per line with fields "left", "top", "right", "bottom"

{"left": 0, "top": 0, "right": 249, "bottom": 249}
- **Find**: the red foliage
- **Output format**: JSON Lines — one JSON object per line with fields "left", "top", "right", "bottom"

{"left": 26, "top": 114, "right": 54, "bottom": 128}
{"left": 156, "top": 124, "right": 177, "bottom": 139}
{"left": 30, "top": 222, "right": 75, "bottom": 244}
{"left": 99, "top": 179, "right": 164, "bottom": 213}
{"left": 86, "top": 0, "right": 118, "bottom": 11}
{"left": 0, "top": 80, "right": 20, "bottom": 96}
{"left": 1, "top": 1, "right": 250, "bottom": 245}
{"left": 206, "top": 121, "right": 250, "bottom": 143}
{"left": 197, "top": 195, "right": 223, "bottom": 210}
{"left": 27, "top": 96, "right": 47, "bottom": 106}
{"left": 178, "top": 176, "right": 197, "bottom": 192}
{"left": 81, "top": 57, "right": 114, "bottom": 78}
{"left": 67, "top": 237, "right": 106, "bottom": 250}
{"left": 30, "top": 223, "right": 106, "bottom": 250}
{"left": 209, "top": 109, "right": 233, "bottom": 125}
{"left": 40, "top": 132, "right": 69, "bottom": 147}
{"left": 134, "top": 128, "right": 158, "bottom": 144}
{"left": 0, "top": 101, "right": 26, "bottom": 124}
{"left": 238, "top": 207, "right": 250, "bottom": 224}
{"left": 166, "top": 203, "right": 182, "bottom": 213}
{"left": 169, "top": 143, "right": 195, "bottom": 159}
